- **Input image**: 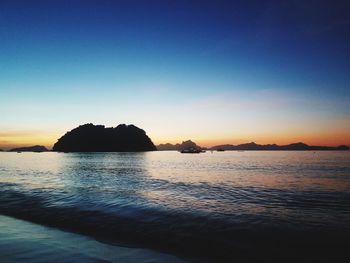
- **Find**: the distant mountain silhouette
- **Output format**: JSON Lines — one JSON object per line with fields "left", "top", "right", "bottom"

{"left": 209, "top": 142, "right": 349, "bottom": 151}
{"left": 158, "top": 140, "right": 349, "bottom": 151}
{"left": 157, "top": 140, "right": 202, "bottom": 151}
{"left": 0, "top": 149, "right": 3, "bottom": 152}
{"left": 10, "top": 145, "right": 48, "bottom": 152}
{"left": 53, "top": 123, "right": 156, "bottom": 152}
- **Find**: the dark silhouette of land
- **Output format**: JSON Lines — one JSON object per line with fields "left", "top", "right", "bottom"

{"left": 0, "top": 149, "right": 3, "bottom": 152}
{"left": 157, "top": 140, "right": 202, "bottom": 151}
{"left": 157, "top": 141, "right": 349, "bottom": 151}
{"left": 53, "top": 123, "right": 156, "bottom": 152}
{"left": 210, "top": 142, "right": 349, "bottom": 151}
{"left": 10, "top": 145, "right": 48, "bottom": 152}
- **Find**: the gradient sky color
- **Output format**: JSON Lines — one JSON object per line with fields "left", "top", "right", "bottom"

{"left": 1, "top": 0, "right": 350, "bottom": 149}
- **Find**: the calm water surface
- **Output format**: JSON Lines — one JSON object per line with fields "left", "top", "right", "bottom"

{"left": 0, "top": 151, "right": 350, "bottom": 261}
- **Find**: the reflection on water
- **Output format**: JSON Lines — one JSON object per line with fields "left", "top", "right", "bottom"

{"left": 0, "top": 151, "right": 350, "bottom": 261}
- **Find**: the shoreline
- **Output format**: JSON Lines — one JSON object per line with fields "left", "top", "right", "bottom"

{"left": 0, "top": 215, "right": 186, "bottom": 263}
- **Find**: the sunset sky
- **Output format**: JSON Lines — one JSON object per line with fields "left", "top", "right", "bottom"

{"left": 1, "top": 0, "right": 350, "bottom": 149}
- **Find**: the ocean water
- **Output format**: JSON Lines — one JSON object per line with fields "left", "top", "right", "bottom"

{"left": 0, "top": 151, "right": 350, "bottom": 262}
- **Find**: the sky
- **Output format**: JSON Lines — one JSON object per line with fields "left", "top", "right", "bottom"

{"left": 1, "top": 0, "right": 350, "bottom": 149}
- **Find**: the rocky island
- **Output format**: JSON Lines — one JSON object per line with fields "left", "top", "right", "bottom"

{"left": 53, "top": 123, "right": 156, "bottom": 152}
{"left": 10, "top": 145, "right": 48, "bottom": 152}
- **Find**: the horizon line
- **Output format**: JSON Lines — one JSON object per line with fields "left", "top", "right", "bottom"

{"left": 1, "top": 140, "right": 349, "bottom": 151}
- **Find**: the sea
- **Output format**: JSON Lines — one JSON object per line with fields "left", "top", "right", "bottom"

{"left": 0, "top": 151, "right": 350, "bottom": 262}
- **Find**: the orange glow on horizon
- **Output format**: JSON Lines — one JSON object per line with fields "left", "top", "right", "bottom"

{"left": 0, "top": 132, "right": 61, "bottom": 150}
{"left": 1, "top": 129, "right": 350, "bottom": 150}
{"left": 154, "top": 129, "right": 350, "bottom": 148}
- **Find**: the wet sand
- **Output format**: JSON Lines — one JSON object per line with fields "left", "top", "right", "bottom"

{"left": 0, "top": 215, "right": 186, "bottom": 263}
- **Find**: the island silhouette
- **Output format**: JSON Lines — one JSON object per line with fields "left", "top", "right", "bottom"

{"left": 209, "top": 142, "right": 349, "bottom": 151}
{"left": 10, "top": 145, "right": 48, "bottom": 152}
{"left": 157, "top": 140, "right": 202, "bottom": 151}
{"left": 157, "top": 141, "right": 349, "bottom": 151}
{"left": 53, "top": 123, "right": 156, "bottom": 152}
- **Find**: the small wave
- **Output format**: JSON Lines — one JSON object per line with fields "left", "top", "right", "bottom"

{"left": 0, "top": 186, "right": 350, "bottom": 262}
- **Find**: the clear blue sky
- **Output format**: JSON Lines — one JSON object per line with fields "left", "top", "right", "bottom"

{"left": 1, "top": 0, "right": 350, "bottom": 148}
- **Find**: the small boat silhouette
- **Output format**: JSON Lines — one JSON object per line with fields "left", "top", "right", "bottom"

{"left": 180, "top": 147, "right": 202, "bottom": 154}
